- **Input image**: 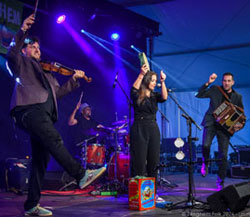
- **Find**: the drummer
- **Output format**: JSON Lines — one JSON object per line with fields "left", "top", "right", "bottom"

{"left": 68, "top": 102, "right": 104, "bottom": 145}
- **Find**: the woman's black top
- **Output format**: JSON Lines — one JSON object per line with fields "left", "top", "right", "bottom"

{"left": 130, "top": 87, "right": 166, "bottom": 120}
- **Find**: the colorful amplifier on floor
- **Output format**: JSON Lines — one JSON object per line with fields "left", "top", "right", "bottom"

{"left": 129, "top": 177, "right": 155, "bottom": 211}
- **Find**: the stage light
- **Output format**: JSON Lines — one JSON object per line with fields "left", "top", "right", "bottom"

{"left": 111, "top": 33, "right": 120, "bottom": 41}
{"left": 57, "top": 15, "right": 66, "bottom": 24}
{"left": 89, "top": 14, "right": 96, "bottom": 21}
{"left": 5, "top": 61, "right": 13, "bottom": 77}
{"left": 15, "top": 77, "right": 21, "bottom": 84}
{"left": 81, "top": 29, "right": 85, "bottom": 33}
{"left": 130, "top": 44, "right": 141, "bottom": 53}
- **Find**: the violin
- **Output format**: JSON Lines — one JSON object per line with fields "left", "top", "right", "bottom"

{"left": 40, "top": 61, "right": 92, "bottom": 83}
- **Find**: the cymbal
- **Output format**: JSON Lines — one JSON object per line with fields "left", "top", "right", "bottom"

{"left": 83, "top": 126, "right": 114, "bottom": 136}
{"left": 99, "top": 126, "right": 128, "bottom": 135}
{"left": 111, "top": 119, "right": 128, "bottom": 126}
{"left": 96, "top": 126, "right": 114, "bottom": 134}
{"left": 82, "top": 128, "right": 102, "bottom": 137}
{"left": 117, "top": 128, "right": 128, "bottom": 135}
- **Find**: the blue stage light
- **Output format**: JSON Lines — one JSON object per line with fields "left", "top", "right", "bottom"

{"left": 111, "top": 33, "right": 120, "bottom": 41}
{"left": 56, "top": 15, "right": 66, "bottom": 24}
{"left": 15, "top": 77, "right": 21, "bottom": 84}
{"left": 81, "top": 29, "right": 85, "bottom": 33}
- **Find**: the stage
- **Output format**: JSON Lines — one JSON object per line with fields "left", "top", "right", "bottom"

{"left": 1, "top": 173, "right": 249, "bottom": 217}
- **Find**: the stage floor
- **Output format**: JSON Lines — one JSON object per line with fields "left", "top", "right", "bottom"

{"left": 0, "top": 173, "right": 249, "bottom": 217}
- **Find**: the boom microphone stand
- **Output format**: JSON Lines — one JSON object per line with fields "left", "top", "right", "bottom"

{"left": 165, "top": 93, "right": 207, "bottom": 210}
{"left": 114, "top": 75, "right": 133, "bottom": 130}
{"left": 158, "top": 109, "right": 178, "bottom": 188}
{"left": 112, "top": 75, "right": 133, "bottom": 192}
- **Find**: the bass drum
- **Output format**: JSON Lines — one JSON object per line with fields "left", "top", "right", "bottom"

{"left": 108, "top": 152, "right": 130, "bottom": 182}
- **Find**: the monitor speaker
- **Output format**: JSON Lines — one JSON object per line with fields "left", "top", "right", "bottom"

{"left": 207, "top": 181, "right": 250, "bottom": 213}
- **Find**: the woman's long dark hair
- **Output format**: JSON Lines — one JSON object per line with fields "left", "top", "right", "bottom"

{"left": 137, "top": 71, "right": 157, "bottom": 105}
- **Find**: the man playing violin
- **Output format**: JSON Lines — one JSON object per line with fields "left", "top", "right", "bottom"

{"left": 7, "top": 14, "right": 106, "bottom": 216}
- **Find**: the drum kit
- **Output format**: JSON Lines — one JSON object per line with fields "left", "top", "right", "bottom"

{"left": 79, "top": 118, "right": 130, "bottom": 185}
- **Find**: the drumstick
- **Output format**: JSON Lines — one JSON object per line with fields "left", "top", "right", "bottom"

{"left": 33, "top": 0, "right": 39, "bottom": 18}
{"left": 78, "top": 91, "right": 83, "bottom": 104}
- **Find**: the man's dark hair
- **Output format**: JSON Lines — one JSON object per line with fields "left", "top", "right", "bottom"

{"left": 223, "top": 72, "right": 234, "bottom": 80}
{"left": 22, "top": 36, "right": 40, "bottom": 49}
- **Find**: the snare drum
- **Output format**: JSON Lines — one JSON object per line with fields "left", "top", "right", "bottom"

{"left": 108, "top": 152, "right": 130, "bottom": 181}
{"left": 85, "top": 143, "right": 105, "bottom": 166}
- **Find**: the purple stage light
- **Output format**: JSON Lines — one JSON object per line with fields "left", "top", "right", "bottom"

{"left": 89, "top": 14, "right": 96, "bottom": 21}
{"left": 111, "top": 33, "right": 120, "bottom": 41}
{"left": 57, "top": 15, "right": 66, "bottom": 24}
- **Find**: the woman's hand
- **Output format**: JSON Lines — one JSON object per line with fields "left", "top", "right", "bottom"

{"left": 160, "top": 70, "right": 166, "bottom": 83}
{"left": 140, "top": 64, "right": 149, "bottom": 76}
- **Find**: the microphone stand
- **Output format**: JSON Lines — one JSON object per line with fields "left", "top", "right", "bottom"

{"left": 158, "top": 109, "right": 178, "bottom": 189}
{"left": 165, "top": 93, "right": 208, "bottom": 212}
{"left": 115, "top": 78, "right": 133, "bottom": 130}
{"left": 112, "top": 77, "right": 133, "bottom": 192}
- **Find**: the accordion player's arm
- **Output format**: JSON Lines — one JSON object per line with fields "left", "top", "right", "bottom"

{"left": 237, "top": 95, "right": 244, "bottom": 111}
{"left": 196, "top": 83, "right": 212, "bottom": 98}
{"left": 238, "top": 95, "right": 246, "bottom": 120}
{"left": 234, "top": 99, "right": 246, "bottom": 130}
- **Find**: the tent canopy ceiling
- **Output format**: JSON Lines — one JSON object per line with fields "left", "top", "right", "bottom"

{"left": 110, "top": 0, "right": 250, "bottom": 91}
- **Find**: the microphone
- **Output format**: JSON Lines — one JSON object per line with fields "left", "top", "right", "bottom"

{"left": 156, "top": 83, "right": 173, "bottom": 92}
{"left": 113, "top": 72, "right": 118, "bottom": 88}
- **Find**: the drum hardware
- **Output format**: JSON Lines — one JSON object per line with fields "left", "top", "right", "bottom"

{"left": 75, "top": 134, "right": 99, "bottom": 147}
{"left": 75, "top": 134, "right": 100, "bottom": 169}
{"left": 74, "top": 121, "right": 130, "bottom": 192}
{"left": 108, "top": 152, "right": 130, "bottom": 182}
{"left": 105, "top": 120, "right": 130, "bottom": 192}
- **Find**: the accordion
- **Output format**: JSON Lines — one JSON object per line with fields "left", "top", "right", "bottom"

{"left": 213, "top": 101, "right": 246, "bottom": 135}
